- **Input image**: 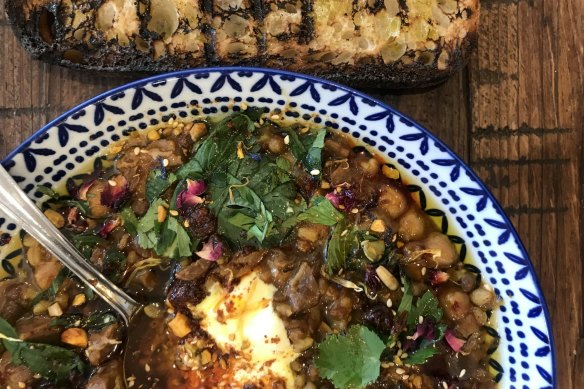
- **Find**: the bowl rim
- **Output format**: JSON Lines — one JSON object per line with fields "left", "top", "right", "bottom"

{"left": 1, "top": 66, "right": 556, "bottom": 385}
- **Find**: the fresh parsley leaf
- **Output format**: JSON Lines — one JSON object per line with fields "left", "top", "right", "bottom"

{"left": 146, "top": 169, "right": 177, "bottom": 203}
{"left": 316, "top": 325, "right": 385, "bottom": 389}
{"left": 326, "top": 221, "right": 360, "bottom": 274}
{"left": 136, "top": 199, "right": 193, "bottom": 258}
{"left": 0, "top": 317, "right": 87, "bottom": 383}
{"left": 294, "top": 197, "right": 344, "bottom": 226}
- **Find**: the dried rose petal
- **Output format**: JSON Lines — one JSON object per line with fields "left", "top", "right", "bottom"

{"left": 429, "top": 270, "right": 450, "bottom": 285}
{"left": 325, "top": 188, "right": 356, "bottom": 211}
{"left": 66, "top": 207, "right": 79, "bottom": 225}
{"left": 77, "top": 179, "right": 96, "bottom": 201}
{"left": 98, "top": 218, "right": 121, "bottom": 238}
{"left": 101, "top": 176, "right": 130, "bottom": 210}
{"left": 196, "top": 238, "right": 223, "bottom": 261}
{"left": 364, "top": 267, "right": 381, "bottom": 292}
{"left": 444, "top": 329, "right": 466, "bottom": 352}
{"left": 176, "top": 179, "right": 206, "bottom": 210}
{"left": 411, "top": 320, "right": 436, "bottom": 341}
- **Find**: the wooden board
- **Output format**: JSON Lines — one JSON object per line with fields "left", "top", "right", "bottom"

{"left": 0, "top": 0, "right": 582, "bottom": 386}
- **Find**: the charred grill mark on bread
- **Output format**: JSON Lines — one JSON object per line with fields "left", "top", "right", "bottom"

{"left": 5, "top": 0, "right": 480, "bottom": 88}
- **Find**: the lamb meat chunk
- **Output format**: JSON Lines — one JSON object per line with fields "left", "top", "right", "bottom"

{"left": 283, "top": 262, "right": 320, "bottom": 314}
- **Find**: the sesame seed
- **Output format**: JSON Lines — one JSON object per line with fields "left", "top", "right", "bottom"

{"left": 134, "top": 147, "right": 141, "bottom": 155}
{"left": 270, "top": 114, "right": 280, "bottom": 120}
{"left": 459, "top": 369, "right": 466, "bottom": 378}
{"left": 108, "top": 179, "right": 117, "bottom": 187}
{"left": 310, "top": 169, "right": 320, "bottom": 176}
{"left": 284, "top": 135, "right": 290, "bottom": 144}
{"left": 145, "top": 363, "right": 151, "bottom": 372}
{"left": 401, "top": 353, "right": 408, "bottom": 359}
{"left": 184, "top": 220, "right": 190, "bottom": 228}
{"left": 421, "top": 267, "right": 427, "bottom": 275}
{"left": 418, "top": 316, "right": 424, "bottom": 324}
{"left": 241, "top": 102, "right": 248, "bottom": 110}
{"left": 402, "top": 374, "right": 409, "bottom": 380}
{"left": 341, "top": 229, "right": 348, "bottom": 237}
{"left": 386, "top": 298, "right": 393, "bottom": 308}
{"left": 300, "top": 127, "right": 309, "bottom": 133}
{"left": 441, "top": 382, "right": 448, "bottom": 389}
{"left": 169, "top": 210, "right": 179, "bottom": 216}
{"left": 351, "top": 208, "right": 359, "bottom": 213}
{"left": 18, "top": 382, "right": 26, "bottom": 389}
{"left": 162, "top": 159, "right": 169, "bottom": 167}
{"left": 396, "top": 349, "right": 403, "bottom": 357}
{"left": 395, "top": 368, "right": 405, "bottom": 375}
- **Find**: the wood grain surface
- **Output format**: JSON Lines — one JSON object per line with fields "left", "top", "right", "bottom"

{"left": 0, "top": 0, "right": 582, "bottom": 387}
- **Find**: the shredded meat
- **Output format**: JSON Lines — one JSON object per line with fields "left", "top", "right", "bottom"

{"left": 176, "top": 259, "right": 213, "bottom": 282}
{"left": 85, "top": 324, "right": 121, "bottom": 366}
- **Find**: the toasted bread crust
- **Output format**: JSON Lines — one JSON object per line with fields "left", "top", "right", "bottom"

{"left": 5, "top": 0, "right": 479, "bottom": 88}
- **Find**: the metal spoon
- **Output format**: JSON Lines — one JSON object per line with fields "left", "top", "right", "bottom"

{"left": 0, "top": 165, "right": 147, "bottom": 384}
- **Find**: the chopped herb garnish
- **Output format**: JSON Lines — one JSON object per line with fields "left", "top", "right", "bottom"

{"left": 316, "top": 324, "right": 385, "bottom": 389}
{"left": 145, "top": 169, "right": 177, "bottom": 204}
{"left": 0, "top": 317, "right": 87, "bottom": 383}
{"left": 326, "top": 221, "right": 360, "bottom": 274}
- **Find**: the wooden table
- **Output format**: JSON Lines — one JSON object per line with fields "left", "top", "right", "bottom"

{"left": 0, "top": 1, "right": 582, "bottom": 387}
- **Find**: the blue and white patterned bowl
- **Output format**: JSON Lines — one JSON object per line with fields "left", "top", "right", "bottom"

{"left": 0, "top": 68, "right": 555, "bottom": 388}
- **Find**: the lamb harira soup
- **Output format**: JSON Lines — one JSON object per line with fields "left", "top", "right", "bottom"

{"left": 0, "top": 108, "right": 500, "bottom": 389}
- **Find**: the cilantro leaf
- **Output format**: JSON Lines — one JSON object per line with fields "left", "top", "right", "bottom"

{"left": 326, "top": 221, "right": 360, "bottom": 274}
{"left": 120, "top": 207, "right": 139, "bottom": 235}
{"left": 403, "top": 344, "right": 440, "bottom": 365}
{"left": 316, "top": 325, "right": 385, "bottom": 388}
{"left": 407, "top": 290, "right": 443, "bottom": 329}
{"left": 146, "top": 169, "right": 177, "bottom": 203}
{"left": 0, "top": 317, "right": 87, "bottom": 383}
{"left": 136, "top": 199, "right": 193, "bottom": 258}
{"left": 397, "top": 277, "right": 413, "bottom": 316}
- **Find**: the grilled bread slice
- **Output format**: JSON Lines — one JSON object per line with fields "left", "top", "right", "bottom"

{"left": 5, "top": 0, "right": 479, "bottom": 88}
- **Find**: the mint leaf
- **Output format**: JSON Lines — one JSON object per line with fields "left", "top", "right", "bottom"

{"left": 146, "top": 169, "right": 177, "bottom": 203}
{"left": 326, "top": 221, "right": 360, "bottom": 274}
{"left": 285, "top": 128, "right": 327, "bottom": 174}
{"left": 316, "top": 325, "right": 385, "bottom": 388}
{"left": 0, "top": 317, "right": 87, "bottom": 383}
{"left": 296, "top": 197, "right": 344, "bottom": 226}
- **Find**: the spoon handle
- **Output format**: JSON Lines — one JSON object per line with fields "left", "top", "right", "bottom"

{"left": 0, "top": 165, "right": 140, "bottom": 324}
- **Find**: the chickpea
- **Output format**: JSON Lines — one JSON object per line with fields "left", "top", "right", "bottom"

{"left": 423, "top": 232, "right": 457, "bottom": 268}
{"left": 359, "top": 158, "right": 381, "bottom": 177}
{"left": 324, "top": 139, "right": 350, "bottom": 158}
{"left": 437, "top": 286, "right": 471, "bottom": 321}
{"left": 268, "top": 135, "right": 286, "bottom": 154}
{"left": 377, "top": 185, "right": 409, "bottom": 220}
{"left": 398, "top": 209, "right": 426, "bottom": 241}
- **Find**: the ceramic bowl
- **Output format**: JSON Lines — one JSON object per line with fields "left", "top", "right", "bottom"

{"left": 0, "top": 68, "right": 555, "bottom": 388}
